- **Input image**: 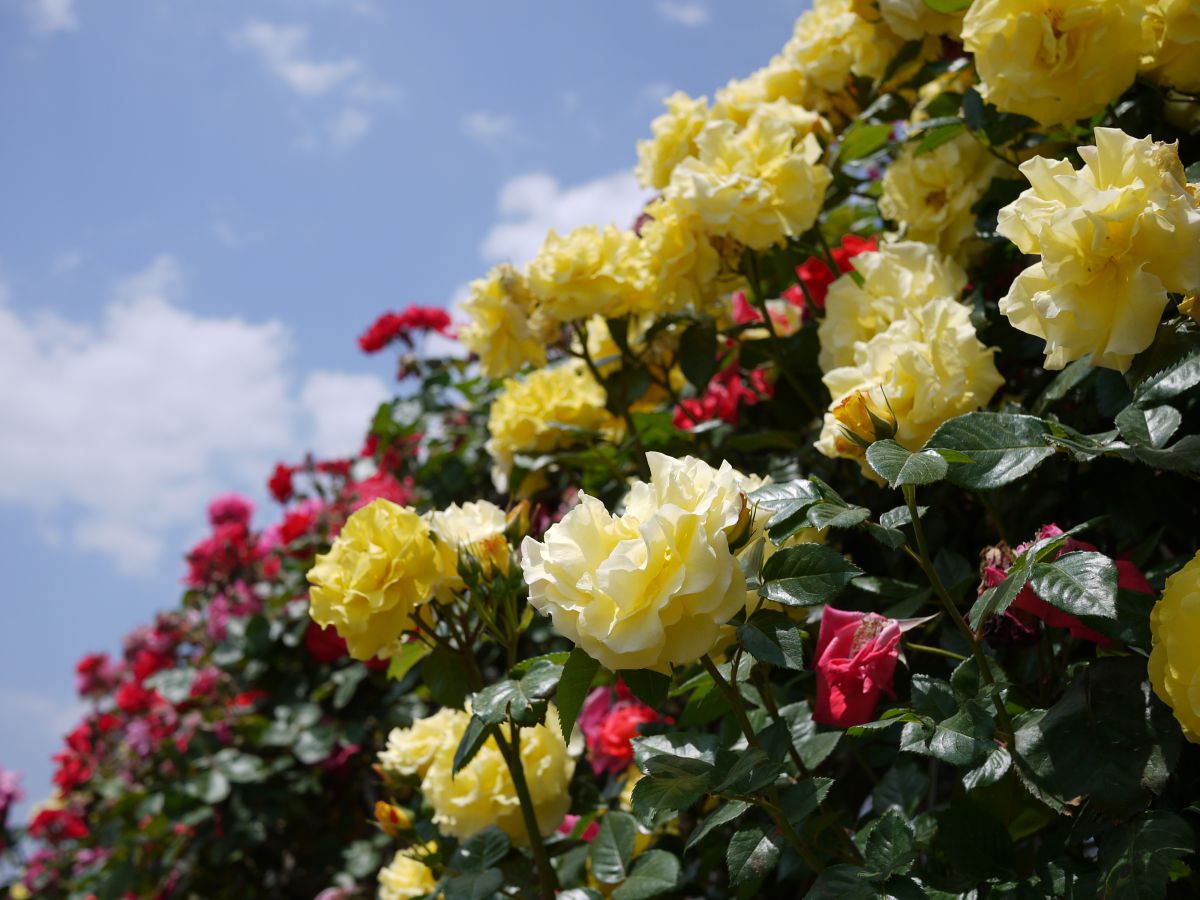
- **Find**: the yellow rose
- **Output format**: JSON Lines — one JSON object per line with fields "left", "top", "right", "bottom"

{"left": 521, "top": 453, "right": 748, "bottom": 672}
{"left": 666, "top": 116, "right": 832, "bottom": 250}
{"left": 817, "top": 298, "right": 1003, "bottom": 461}
{"left": 378, "top": 850, "right": 439, "bottom": 900}
{"left": 880, "top": 132, "right": 1005, "bottom": 259}
{"left": 485, "top": 361, "right": 617, "bottom": 485}
{"left": 962, "top": 0, "right": 1148, "bottom": 126}
{"left": 527, "top": 225, "right": 652, "bottom": 323}
{"left": 307, "top": 500, "right": 442, "bottom": 660}
{"left": 1150, "top": 551, "right": 1200, "bottom": 742}
{"left": 422, "top": 707, "right": 574, "bottom": 845}
{"left": 818, "top": 241, "right": 967, "bottom": 372}
{"left": 636, "top": 91, "right": 710, "bottom": 191}
{"left": 712, "top": 60, "right": 807, "bottom": 125}
{"left": 1142, "top": 0, "right": 1200, "bottom": 93}
{"left": 782, "top": 0, "right": 906, "bottom": 109}
{"left": 997, "top": 128, "right": 1200, "bottom": 371}
{"left": 459, "top": 264, "right": 549, "bottom": 378}
{"left": 638, "top": 198, "right": 721, "bottom": 313}
{"left": 379, "top": 707, "right": 472, "bottom": 778}
{"left": 878, "top": 0, "right": 963, "bottom": 40}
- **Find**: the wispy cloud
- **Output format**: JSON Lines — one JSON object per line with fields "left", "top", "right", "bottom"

{"left": 461, "top": 111, "right": 521, "bottom": 148}
{"left": 230, "top": 21, "right": 397, "bottom": 150}
{"left": 0, "top": 259, "right": 388, "bottom": 576}
{"left": 24, "top": 0, "right": 77, "bottom": 34}
{"left": 656, "top": 0, "right": 710, "bottom": 27}
{"left": 480, "top": 170, "right": 652, "bottom": 265}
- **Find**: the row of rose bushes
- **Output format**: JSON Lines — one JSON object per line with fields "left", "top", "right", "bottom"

{"left": 5, "top": 0, "right": 1200, "bottom": 897}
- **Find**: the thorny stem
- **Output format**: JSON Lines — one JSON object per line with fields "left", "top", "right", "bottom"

{"left": 906, "top": 642, "right": 969, "bottom": 663}
{"left": 701, "top": 656, "right": 825, "bottom": 874}
{"left": 903, "top": 486, "right": 1016, "bottom": 740}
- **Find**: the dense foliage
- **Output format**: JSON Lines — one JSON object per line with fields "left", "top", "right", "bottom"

{"left": 6, "top": 1, "right": 1200, "bottom": 897}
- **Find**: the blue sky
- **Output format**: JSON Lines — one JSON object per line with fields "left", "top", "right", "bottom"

{"left": 0, "top": 0, "right": 804, "bottom": 814}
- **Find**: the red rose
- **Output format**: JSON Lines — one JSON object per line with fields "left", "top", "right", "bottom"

{"left": 304, "top": 621, "right": 349, "bottom": 664}
{"left": 268, "top": 463, "right": 295, "bottom": 504}
{"left": 813, "top": 607, "right": 901, "bottom": 728}
{"left": 29, "top": 808, "right": 89, "bottom": 843}
{"left": 595, "top": 704, "right": 658, "bottom": 767}
{"left": 115, "top": 681, "right": 157, "bottom": 714}
{"left": 783, "top": 234, "right": 878, "bottom": 311}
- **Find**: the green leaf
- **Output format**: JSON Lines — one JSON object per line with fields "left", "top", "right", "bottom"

{"left": 806, "top": 865, "right": 880, "bottom": 899}
{"left": 679, "top": 320, "right": 719, "bottom": 390}
{"left": 143, "top": 668, "right": 196, "bottom": 705}
{"left": 185, "top": 770, "right": 230, "bottom": 804}
{"left": 1029, "top": 551, "right": 1118, "bottom": 622}
{"left": 453, "top": 715, "right": 493, "bottom": 775}
{"left": 1120, "top": 435, "right": 1200, "bottom": 473}
{"left": 727, "top": 825, "right": 782, "bottom": 885}
{"left": 866, "top": 439, "right": 949, "bottom": 487}
{"left": 962, "top": 87, "right": 984, "bottom": 131}
{"left": 1132, "top": 348, "right": 1200, "bottom": 406}
{"left": 1116, "top": 404, "right": 1182, "bottom": 449}
{"left": 471, "top": 659, "right": 562, "bottom": 727}
{"left": 760, "top": 543, "right": 862, "bottom": 607}
{"left": 685, "top": 800, "right": 752, "bottom": 851}
{"left": 1033, "top": 357, "right": 1094, "bottom": 415}
{"left": 900, "top": 700, "right": 996, "bottom": 767}
{"left": 1014, "top": 659, "right": 1181, "bottom": 816}
{"left": 715, "top": 748, "right": 783, "bottom": 795}
{"left": 922, "top": 0, "right": 973, "bottom": 11}
{"left": 933, "top": 801, "right": 1015, "bottom": 880}
{"left": 386, "top": 640, "right": 431, "bottom": 683}
{"left": 777, "top": 777, "right": 834, "bottom": 830}
{"left": 443, "top": 868, "right": 504, "bottom": 900}
{"left": 861, "top": 810, "right": 916, "bottom": 878}
{"left": 611, "top": 850, "right": 681, "bottom": 900}
{"left": 780, "top": 702, "right": 841, "bottom": 770}
{"left": 630, "top": 772, "right": 708, "bottom": 825}
{"left": 805, "top": 500, "right": 871, "bottom": 529}
{"left": 838, "top": 122, "right": 893, "bottom": 162}
{"left": 968, "top": 564, "right": 1030, "bottom": 630}
{"left": 294, "top": 723, "right": 336, "bottom": 764}
{"left": 556, "top": 647, "right": 600, "bottom": 744}
{"left": 331, "top": 664, "right": 367, "bottom": 709}
{"left": 213, "top": 748, "right": 267, "bottom": 783}
{"left": 450, "top": 827, "right": 510, "bottom": 872}
{"left": 618, "top": 669, "right": 671, "bottom": 709}
{"left": 590, "top": 811, "right": 638, "bottom": 884}
{"left": 630, "top": 732, "right": 719, "bottom": 819}
{"left": 424, "top": 646, "right": 469, "bottom": 709}
{"left": 1098, "top": 810, "right": 1194, "bottom": 899}
{"left": 926, "top": 412, "right": 1055, "bottom": 489}
{"left": 737, "top": 609, "right": 805, "bottom": 670}
{"left": 962, "top": 744, "right": 1012, "bottom": 790}
{"left": 913, "top": 121, "right": 966, "bottom": 157}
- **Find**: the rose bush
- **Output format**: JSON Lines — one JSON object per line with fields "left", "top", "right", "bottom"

{"left": 7, "top": 2, "right": 1200, "bottom": 898}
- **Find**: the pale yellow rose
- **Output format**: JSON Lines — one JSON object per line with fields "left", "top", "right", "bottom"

{"left": 880, "top": 132, "right": 1005, "bottom": 259}
{"left": 638, "top": 197, "right": 722, "bottom": 313}
{"left": 878, "top": 0, "right": 963, "bottom": 40}
{"left": 527, "top": 226, "right": 652, "bottom": 323}
{"left": 1150, "top": 550, "right": 1200, "bottom": 742}
{"left": 997, "top": 128, "right": 1200, "bottom": 371}
{"left": 817, "top": 298, "right": 1003, "bottom": 461}
{"left": 1142, "top": 0, "right": 1200, "bottom": 93}
{"left": 485, "top": 361, "right": 617, "bottom": 484}
{"left": 666, "top": 116, "right": 832, "bottom": 250}
{"left": 378, "top": 850, "right": 438, "bottom": 900}
{"left": 636, "top": 91, "right": 710, "bottom": 190}
{"left": 782, "top": 0, "right": 906, "bottom": 108}
{"left": 459, "top": 264, "right": 549, "bottom": 378}
{"left": 422, "top": 707, "right": 574, "bottom": 845}
{"left": 379, "top": 707, "right": 470, "bottom": 778}
{"left": 818, "top": 240, "right": 967, "bottom": 372}
{"left": 712, "top": 59, "right": 807, "bottom": 125}
{"left": 962, "top": 0, "right": 1148, "bottom": 126}
{"left": 307, "top": 500, "right": 443, "bottom": 660}
{"left": 425, "top": 500, "right": 511, "bottom": 590}
{"left": 521, "top": 453, "right": 748, "bottom": 672}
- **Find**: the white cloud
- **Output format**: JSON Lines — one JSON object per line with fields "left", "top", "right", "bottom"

{"left": 25, "top": 0, "right": 77, "bottom": 34}
{"left": 656, "top": 0, "right": 710, "bottom": 27}
{"left": 328, "top": 107, "right": 372, "bottom": 149}
{"left": 51, "top": 250, "right": 83, "bottom": 275}
{"left": 232, "top": 22, "right": 361, "bottom": 98}
{"left": 639, "top": 81, "right": 676, "bottom": 108}
{"left": 300, "top": 371, "right": 389, "bottom": 458}
{"left": 0, "top": 258, "right": 386, "bottom": 575}
{"left": 479, "top": 170, "right": 653, "bottom": 264}
{"left": 461, "top": 111, "right": 520, "bottom": 147}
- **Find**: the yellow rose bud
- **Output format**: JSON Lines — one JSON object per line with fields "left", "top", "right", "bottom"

{"left": 829, "top": 388, "right": 897, "bottom": 458}
{"left": 1150, "top": 551, "right": 1200, "bottom": 742}
{"left": 377, "top": 849, "right": 438, "bottom": 900}
{"left": 306, "top": 500, "right": 443, "bottom": 661}
{"left": 375, "top": 801, "right": 414, "bottom": 836}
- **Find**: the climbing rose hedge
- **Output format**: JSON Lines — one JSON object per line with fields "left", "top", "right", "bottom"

{"left": 6, "top": 1, "right": 1200, "bottom": 897}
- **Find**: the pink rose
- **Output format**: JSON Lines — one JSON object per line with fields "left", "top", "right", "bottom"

{"left": 813, "top": 608, "right": 901, "bottom": 728}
